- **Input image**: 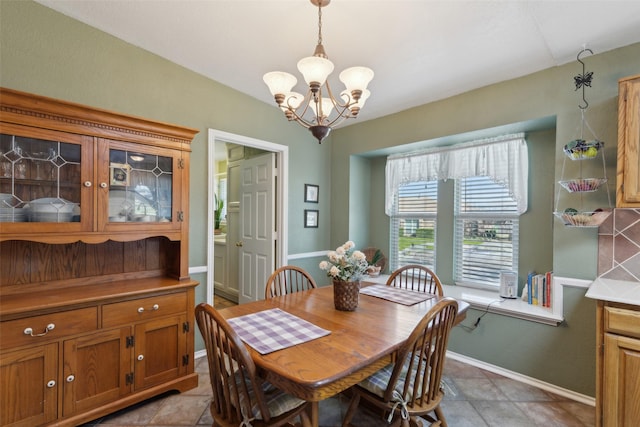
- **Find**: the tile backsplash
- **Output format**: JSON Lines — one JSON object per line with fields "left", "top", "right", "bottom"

{"left": 598, "top": 208, "right": 640, "bottom": 282}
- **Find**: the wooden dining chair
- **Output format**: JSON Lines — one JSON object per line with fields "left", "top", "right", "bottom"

{"left": 264, "top": 265, "right": 317, "bottom": 299}
{"left": 386, "top": 264, "right": 444, "bottom": 296}
{"left": 341, "top": 297, "right": 459, "bottom": 427}
{"left": 194, "top": 303, "right": 312, "bottom": 427}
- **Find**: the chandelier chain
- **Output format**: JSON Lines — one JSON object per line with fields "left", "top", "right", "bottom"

{"left": 317, "top": 2, "right": 323, "bottom": 46}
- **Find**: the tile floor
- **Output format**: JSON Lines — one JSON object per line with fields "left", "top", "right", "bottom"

{"left": 81, "top": 296, "right": 595, "bottom": 427}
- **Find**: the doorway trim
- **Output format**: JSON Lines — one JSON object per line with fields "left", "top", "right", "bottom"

{"left": 207, "top": 129, "right": 289, "bottom": 306}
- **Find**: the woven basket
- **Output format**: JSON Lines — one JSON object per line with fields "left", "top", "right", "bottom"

{"left": 333, "top": 280, "right": 360, "bottom": 311}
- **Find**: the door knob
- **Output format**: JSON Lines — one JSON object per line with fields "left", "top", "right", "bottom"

{"left": 235, "top": 241, "right": 243, "bottom": 247}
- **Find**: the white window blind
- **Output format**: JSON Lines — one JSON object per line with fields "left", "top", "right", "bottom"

{"left": 390, "top": 181, "right": 437, "bottom": 270}
{"left": 454, "top": 176, "right": 519, "bottom": 288}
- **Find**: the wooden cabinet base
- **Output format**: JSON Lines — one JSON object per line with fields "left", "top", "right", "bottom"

{"left": 595, "top": 300, "right": 640, "bottom": 426}
{"left": 49, "top": 373, "right": 198, "bottom": 427}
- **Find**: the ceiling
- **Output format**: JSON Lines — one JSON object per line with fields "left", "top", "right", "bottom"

{"left": 34, "top": 0, "right": 640, "bottom": 127}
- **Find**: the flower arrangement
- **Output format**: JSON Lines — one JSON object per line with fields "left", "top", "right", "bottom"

{"left": 319, "top": 241, "right": 369, "bottom": 282}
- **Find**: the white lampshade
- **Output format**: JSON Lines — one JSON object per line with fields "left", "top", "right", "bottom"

{"left": 297, "top": 56, "right": 334, "bottom": 85}
{"left": 339, "top": 66, "right": 374, "bottom": 93}
{"left": 309, "top": 97, "right": 334, "bottom": 120}
{"left": 282, "top": 92, "right": 305, "bottom": 110}
{"left": 263, "top": 71, "right": 297, "bottom": 96}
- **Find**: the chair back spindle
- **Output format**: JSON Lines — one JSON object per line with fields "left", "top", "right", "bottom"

{"left": 386, "top": 264, "right": 444, "bottom": 296}
{"left": 264, "top": 265, "right": 317, "bottom": 299}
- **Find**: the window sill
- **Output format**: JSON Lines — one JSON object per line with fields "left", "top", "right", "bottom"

{"left": 365, "top": 274, "right": 592, "bottom": 326}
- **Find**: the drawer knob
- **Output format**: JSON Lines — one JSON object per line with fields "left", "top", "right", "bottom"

{"left": 47, "top": 380, "right": 56, "bottom": 388}
{"left": 137, "top": 354, "right": 144, "bottom": 361}
{"left": 138, "top": 304, "right": 160, "bottom": 313}
{"left": 66, "top": 375, "right": 75, "bottom": 383}
{"left": 100, "top": 182, "right": 108, "bottom": 188}
{"left": 24, "top": 323, "right": 55, "bottom": 337}
{"left": 84, "top": 181, "right": 92, "bottom": 187}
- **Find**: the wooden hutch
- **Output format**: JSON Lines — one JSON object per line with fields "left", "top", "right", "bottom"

{"left": 0, "top": 88, "right": 199, "bottom": 426}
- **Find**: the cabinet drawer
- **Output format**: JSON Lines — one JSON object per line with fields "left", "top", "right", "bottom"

{"left": 102, "top": 293, "right": 187, "bottom": 328}
{"left": 604, "top": 306, "right": 640, "bottom": 338}
{"left": 0, "top": 307, "right": 98, "bottom": 350}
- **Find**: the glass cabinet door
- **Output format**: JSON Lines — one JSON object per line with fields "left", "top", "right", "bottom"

{"left": 106, "top": 148, "right": 175, "bottom": 225}
{"left": 0, "top": 130, "right": 85, "bottom": 227}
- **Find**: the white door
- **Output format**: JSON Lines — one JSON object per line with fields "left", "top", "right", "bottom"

{"left": 238, "top": 153, "right": 276, "bottom": 304}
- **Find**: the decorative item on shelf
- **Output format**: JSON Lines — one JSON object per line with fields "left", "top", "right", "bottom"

{"left": 559, "top": 178, "right": 607, "bottom": 193}
{"left": 563, "top": 139, "right": 603, "bottom": 160}
{"left": 319, "top": 240, "right": 369, "bottom": 311}
{"left": 364, "top": 247, "right": 386, "bottom": 277}
{"left": 25, "top": 197, "right": 79, "bottom": 223}
{"left": 553, "top": 47, "right": 612, "bottom": 228}
{"left": 554, "top": 208, "right": 611, "bottom": 228}
{"left": 263, "top": 0, "right": 373, "bottom": 144}
{"left": 214, "top": 193, "right": 224, "bottom": 234}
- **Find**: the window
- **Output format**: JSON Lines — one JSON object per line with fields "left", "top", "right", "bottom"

{"left": 385, "top": 133, "right": 528, "bottom": 288}
{"left": 390, "top": 181, "right": 438, "bottom": 269}
{"left": 454, "top": 176, "right": 519, "bottom": 289}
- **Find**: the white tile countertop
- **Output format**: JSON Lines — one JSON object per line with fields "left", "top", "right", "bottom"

{"left": 585, "top": 277, "right": 640, "bottom": 307}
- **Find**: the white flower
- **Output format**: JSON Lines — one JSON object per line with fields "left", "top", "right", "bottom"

{"left": 320, "top": 241, "right": 370, "bottom": 282}
{"left": 352, "top": 250, "right": 366, "bottom": 261}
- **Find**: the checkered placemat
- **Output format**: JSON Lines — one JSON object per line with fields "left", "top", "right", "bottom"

{"left": 227, "top": 308, "right": 331, "bottom": 354}
{"left": 360, "top": 284, "right": 435, "bottom": 306}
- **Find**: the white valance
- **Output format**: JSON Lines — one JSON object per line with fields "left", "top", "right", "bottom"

{"left": 385, "top": 133, "right": 528, "bottom": 215}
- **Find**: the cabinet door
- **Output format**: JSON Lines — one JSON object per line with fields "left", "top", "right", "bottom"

{"left": 603, "top": 333, "right": 640, "bottom": 426}
{"left": 134, "top": 314, "right": 188, "bottom": 390}
{"left": 0, "top": 343, "right": 58, "bottom": 427}
{"left": 96, "top": 139, "right": 183, "bottom": 233}
{"left": 617, "top": 77, "right": 640, "bottom": 207}
{"left": 0, "top": 124, "right": 93, "bottom": 235}
{"left": 62, "top": 327, "right": 132, "bottom": 417}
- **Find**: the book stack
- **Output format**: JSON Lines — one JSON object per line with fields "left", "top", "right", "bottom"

{"left": 525, "top": 271, "right": 553, "bottom": 308}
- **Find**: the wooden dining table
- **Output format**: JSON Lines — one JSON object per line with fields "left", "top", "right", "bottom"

{"left": 217, "top": 283, "right": 469, "bottom": 426}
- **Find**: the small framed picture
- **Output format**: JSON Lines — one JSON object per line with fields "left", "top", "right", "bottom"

{"left": 110, "top": 162, "right": 131, "bottom": 187}
{"left": 304, "top": 209, "right": 319, "bottom": 228}
{"left": 304, "top": 184, "right": 319, "bottom": 203}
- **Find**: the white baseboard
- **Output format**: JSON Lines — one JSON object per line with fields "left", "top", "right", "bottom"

{"left": 447, "top": 351, "right": 595, "bottom": 406}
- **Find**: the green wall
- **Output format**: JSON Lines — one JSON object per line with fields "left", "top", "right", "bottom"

{"left": 330, "top": 42, "right": 640, "bottom": 396}
{"left": 2, "top": 0, "right": 640, "bottom": 397}
{"left": 0, "top": 1, "right": 333, "bottom": 353}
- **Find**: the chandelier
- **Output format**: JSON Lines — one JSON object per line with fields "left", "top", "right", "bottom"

{"left": 263, "top": 0, "right": 374, "bottom": 144}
